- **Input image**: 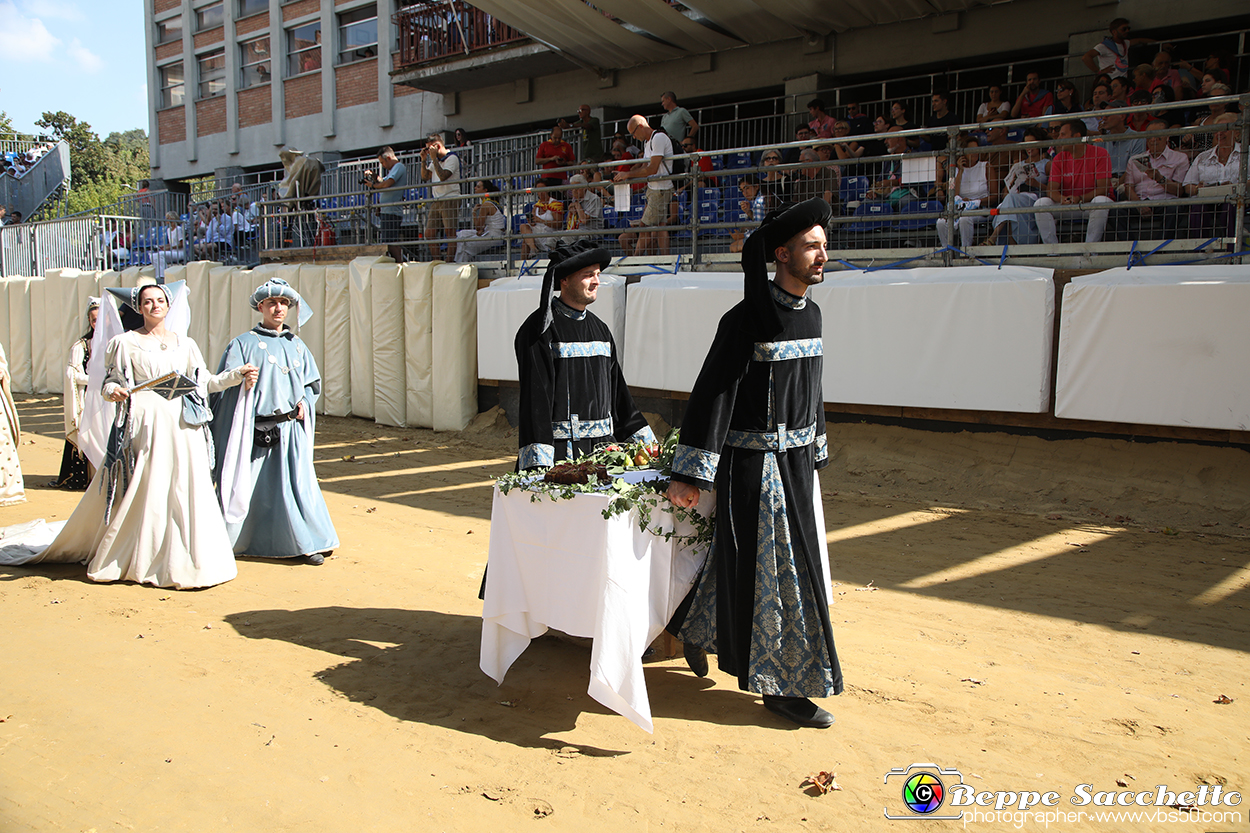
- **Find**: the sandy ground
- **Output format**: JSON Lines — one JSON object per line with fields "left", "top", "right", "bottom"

{"left": 2, "top": 395, "right": 1248, "bottom": 833}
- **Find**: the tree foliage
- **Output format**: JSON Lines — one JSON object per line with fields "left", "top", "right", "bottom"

{"left": 33, "top": 111, "right": 150, "bottom": 215}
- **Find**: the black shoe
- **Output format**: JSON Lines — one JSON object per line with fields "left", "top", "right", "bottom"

{"left": 762, "top": 695, "right": 835, "bottom": 729}
{"left": 305, "top": 553, "right": 326, "bottom": 566}
{"left": 683, "top": 642, "right": 708, "bottom": 677}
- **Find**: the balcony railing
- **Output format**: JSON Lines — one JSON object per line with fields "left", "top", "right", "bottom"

{"left": 393, "top": 1, "right": 526, "bottom": 68}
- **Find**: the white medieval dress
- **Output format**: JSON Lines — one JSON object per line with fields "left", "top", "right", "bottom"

{"left": 0, "top": 328, "right": 247, "bottom": 588}
{"left": 0, "top": 341, "right": 25, "bottom": 506}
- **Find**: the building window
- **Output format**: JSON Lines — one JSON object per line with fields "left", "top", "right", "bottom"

{"left": 197, "top": 49, "right": 226, "bottom": 99}
{"left": 240, "top": 36, "right": 271, "bottom": 88}
{"left": 338, "top": 5, "right": 378, "bottom": 64}
{"left": 238, "top": 0, "right": 267, "bottom": 18}
{"left": 159, "top": 62, "right": 185, "bottom": 109}
{"left": 286, "top": 21, "right": 321, "bottom": 76}
{"left": 195, "top": 2, "right": 224, "bottom": 31}
{"left": 156, "top": 14, "right": 183, "bottom": 45}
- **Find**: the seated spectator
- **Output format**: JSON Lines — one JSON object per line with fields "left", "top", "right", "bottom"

{"left": 926, "top": 91, "right": 961, "bottom": 151}
{"left": 1033, "top": 119, "right": 1113, "bottom": 244}
{"left": 1095, "top": 101, "right": 1147, "bottom": 178}
{"left": 454, "top": 179, "right": 506, "bottom": 263}
{"left": 8, "top": 211, "right": 20, "bottom": 224}
{"left": 519, "top": 178, "right": 564, "bottom": 257}
{"left": 152, "top": 212, "right": 187, "bottom": 279}
{"left": 0, "top": 206, "right": 6, "bottom": 224}
{"left": 863, "top": 127, "right": 915, "bottom": 207}
{"left": 1185, "top": 83, "right": 1233, "bottom": 157}
{"left": 678, "top": 136, "right": 714, "bottom": 176}
{"left": 1046, "top": 79, "right": 1082, "bottom": 119}
{"left": 562, "top": 174, "right": 604, "bottom": 245}
{"left": 981, "top": 116, "right": 1024, "bottom": 207}
{"left": 1126, "top": 90, "right": 1154, "bottom": 130}
{"left": 890, "top": 101, "right": 919, "bottom": 148}
{"left": 195, "top": 201, "right": 233, "bottom": 260}
{"left": 1183, "top": 113, "right": 1243, "bottom": 240}
{"left": 792, "top": 148, "right": 839, "bottom": 208}
{"left": 782, "top": 125, "right": 816, "bottom": 164}
{"left": 983, "top": 128, "right": 1051, "bottom": 246}
{"left": 861, "top": 115, "right": 890, "bottom": 159}
{"left": 830, "top": 119, "right": 864, "bottom": 163}
{"left": 1109, "top": 76, "right": 1133, "bottom": 106}
{"left": 936, "top": 137, "right": 991, "bottom": 250}
{"left": 844, "top": 101, "right": 872, "bottom": 135}
{"left": 977, "top": 85, "right": 1011, "bottom": 124}
{"left": 758, "top": 149, "right": 791, "bottom": 211}
{"left": 729, "top": 174, "right": 765, "bottom": 254}
{"left": 1012, "top": 72, "right": 1054, "bottom": 120}
{"left": 1131, "top": 63, "right": 1163, "bottom": 98}
{"left": 807, "top": 99, "right": 837, "bottom": 139}
{"left": 1109, "top": 120, "right": 1189, "bottom": 238}
{"left": 1084, "top": 81, "right": 1113, "bottom": 133}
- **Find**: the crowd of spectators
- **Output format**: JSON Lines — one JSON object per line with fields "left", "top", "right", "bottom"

{"left": 1, "top": 141, "right": 56, "bottom": 179}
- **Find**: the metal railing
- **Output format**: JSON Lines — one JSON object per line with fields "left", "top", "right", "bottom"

{"left": 393, "top": 0, "right": 526, "bottom": 67}
{"left": 249, "top": 94, "right": 1247, "bottom": 272}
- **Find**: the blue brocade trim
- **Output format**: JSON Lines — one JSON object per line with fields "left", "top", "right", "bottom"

{"left": 518, "top": 443, "right": 554, "bottom": 469}
{"left": 769, "top": 282, "right": 807, "bottom": 309}
{"left": 551, "top": 417, "right": 613, "bottom": 440}
{"left": 752, "top": 338, "right": 823, "bottom": 363}
{"left": 815, "top": 432, "right": 828, "bottom": 464}
{"left": 725, "top": 423, "right": 817, "bottom": 453}
{"left": 672, "top": 444, "right": 719, "bottom": 484}
{"left": 626, "top": 424, "right": 657, "bottom": 445}
{"left": 553, "top": 340, "right": 612, "bottom": 359}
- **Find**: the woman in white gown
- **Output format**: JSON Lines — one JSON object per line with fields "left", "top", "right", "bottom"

{"left": 32, "top": 284, "right": 257, "bottom": 589}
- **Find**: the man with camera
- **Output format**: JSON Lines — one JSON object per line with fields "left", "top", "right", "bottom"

{"left": 420, "top": 132, "right": 461, "bottom": 261}
{"left": 363, "top": 146, "right": 407, "bottom": 262}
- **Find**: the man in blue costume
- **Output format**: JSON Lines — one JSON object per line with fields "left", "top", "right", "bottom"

{"left": 666, "top": 198, "right": 843, "bottom": 729}
{"left": 514, "top": 241, "right": 654, "bottom": 469}
{"left": 211, "top": 277, "right": 339, "bottom": 565}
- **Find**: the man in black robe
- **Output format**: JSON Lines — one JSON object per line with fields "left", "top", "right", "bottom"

{"left": 666, "top": 198, "right": 843, "bottom": 729}
{"left": 515, "top": 241, "right": 654, "bottom": 469}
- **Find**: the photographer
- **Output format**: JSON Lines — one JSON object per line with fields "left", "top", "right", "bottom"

{"left": 419, "top": 132, "right": 461, "bottom": 261}
{"left": 363, "top": 146, "right": 407, "bottom": 262}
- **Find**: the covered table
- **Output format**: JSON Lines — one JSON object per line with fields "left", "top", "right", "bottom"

{"left": 480, "top": 472, "right": 711, "bottom": 733}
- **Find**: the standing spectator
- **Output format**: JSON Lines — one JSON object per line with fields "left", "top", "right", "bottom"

{"left": 1033, "top": 119, "right": 1113, "bottom": 244}
{"left": 363, "top": 145, "right": 407, "bottom": 262}
{"left": 561, "top": 174, "right": 604, "bottom": 245}
{"left": 1083, "top": 18, "right": 1154, "bottom": 79}
{"left": 420, "top": 132, "right": 461, "bottom": 260}
{"left": 535, "top": 124, "right": 576, "bottom": 183}
{"left": 1096, "top": 101, "right": 1147, "bottom": 177}
{"left": 452, "top": 128, "right": 471, "bottom": 148}
{"left": 983, "top": 128, "right": 1051, "bottom": 246}
{"left": 1183, "top": 113, "right": 1242, "bottom": 240}
{"left": 613, "top": 114, "right": 674, "bottom": 256}
{"left": 936, "top": 138, "right": 991, "bottom": 249}
{"left": 519, "top": 178, "right": 565, "bottom": 257}
{"left": 1011, "top": 72, "right": 1054, "bottom": 120}
{"left": 977, "top": 85, "right": 1011, "bottom": 124}
{"left": 926, "top": 91, "right": 962, "bottom": 151}
{"left": 454, "top": 179, "right": 505, "bottom": 263}
{"left": 559, "top": 104, "right": 603, "bottom": 162}
{"left": 807, "top": 98, "right": 837, "bottom": 139}
{"left": 660, "top": 91, "right": 698, "bottom": 143}
{"left": 1110, "top": 120, "right": 1189, "bottom": 238}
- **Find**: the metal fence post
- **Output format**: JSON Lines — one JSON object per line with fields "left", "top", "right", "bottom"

{"left": 1235, "top": 100, "right": 1248, "bottom": 265}
{"left": 941, "top": 127, "right": 959, "bottom": 267}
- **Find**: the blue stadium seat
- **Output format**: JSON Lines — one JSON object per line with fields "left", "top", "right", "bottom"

{"left": 895, "top": 200, "right": 943, "bottom": 231}
{"left": 845, "top": 201, "right": 894, "bottom": 232}
{"left": 840, "top": 175, "right": 869, "bottom": 205}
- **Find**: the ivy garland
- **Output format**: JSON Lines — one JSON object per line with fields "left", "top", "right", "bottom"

{"left": 495, "top": 429, "right": 714, "bottom": 548}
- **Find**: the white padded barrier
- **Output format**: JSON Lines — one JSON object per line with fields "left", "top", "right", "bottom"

{"left": 206, "top": 265, "right": 236, "bottom": 365}
{"left": 432, "top": 263, "right": 478, "bottom": 431}
{"left": 6, "top": 277, "right": 33, "bottom": 393}
{"left": 476, "top": 272, "right": 629, "bottom": 383}
{"left": 809, "top": 266, "right": 1055, "bottom": 412}
{"left": 297, "top": 265, "right": 328, "bottom": 414}
{"left": 29, "top": 277, "right": 46, "bottom": 393}
{"left": 404, "top": 262, "right": 434, "bottom": 428}
{"left": 321, "top": 264, "right": 351, "bottom": 417}
{"left": 622, "top": 273, "right": 744, "bottom": 392}
{"left": 348, "top": 256, "right": 388, "bottom": 420}
{"left": 42, "top": 268, "right": 76, "bottom": 393}
{"left": 229, "top": 267, "right": 258, "bottom": 349}
{"left": 370, "top": 261, "right": 406, "bottom": 427}
{"left": 1055, "top": 265, "right": 1250, "bottom": 431}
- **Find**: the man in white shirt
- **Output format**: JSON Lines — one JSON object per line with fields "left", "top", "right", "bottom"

{"left": 1182, "top": 113, "right": 1243, "bottom": 240}
{"left": 420, "top": 132, "right": 461, "bottom": 261}
{"left": 613, "top": 114, "right": 674, "bottom": 256}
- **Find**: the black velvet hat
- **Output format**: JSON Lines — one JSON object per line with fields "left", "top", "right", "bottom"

{"left": 536, "top": 240, "right": 612, "bottom": 332}
{"left": 741, "top": 197, "right": 831, "bottom": 337}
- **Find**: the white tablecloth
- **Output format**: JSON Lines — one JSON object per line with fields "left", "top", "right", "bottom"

{"left": 1055, "top": 265, "right": 1250, "bottom": 430}
{"left": 480, "top": 473, "right": 711, "bottom": 733}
